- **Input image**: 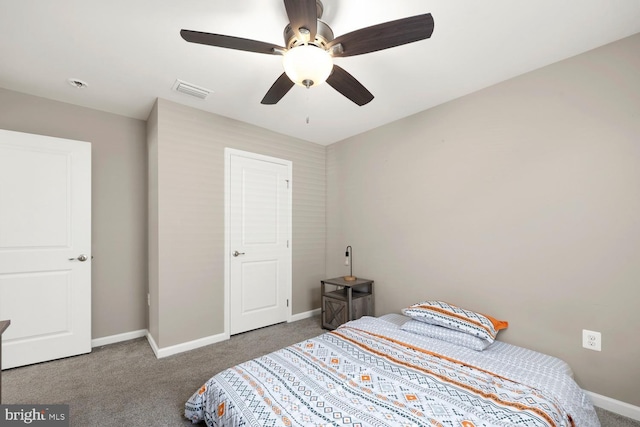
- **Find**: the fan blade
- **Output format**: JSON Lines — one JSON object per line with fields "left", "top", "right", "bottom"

{"left": 327, "top": 13, "right": 434, "bottom": 57}
{"left": 261, "top": 73, "right": 295, "bottom": 104}
{"left": 181, "top": 29, "right": 284, "bottom": 55}
{"left": 326, "top": 65, "right": 374, "bottom": 106}
{"left": 284, "top": 0, "right": 318, "bottom": 41}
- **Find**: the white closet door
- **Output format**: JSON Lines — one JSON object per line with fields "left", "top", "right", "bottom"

{"left": 227, "top": 149, "right": 291, "bottom": 335}
{"left": 0, "top": 129, "right": 91, "bottom": 369}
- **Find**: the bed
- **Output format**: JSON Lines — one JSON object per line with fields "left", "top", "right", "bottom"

{"left": 185, "top": 312, "right": 600, "bottom": 427}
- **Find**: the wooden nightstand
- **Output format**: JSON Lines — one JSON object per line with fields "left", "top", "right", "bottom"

{"left": 321, "top": 277, "right": 374, "bottom": 330}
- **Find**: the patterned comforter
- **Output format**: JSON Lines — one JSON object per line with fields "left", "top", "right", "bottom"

{"left": 185, "top": 315, "right": 600, "bottom": 427}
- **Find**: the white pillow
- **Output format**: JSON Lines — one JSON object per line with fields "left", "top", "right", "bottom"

{"left": 401, "top": 319, "right": 492, "bottom": 351}
{"left": 402, "top": 301, "right": 508, "bottom": 343}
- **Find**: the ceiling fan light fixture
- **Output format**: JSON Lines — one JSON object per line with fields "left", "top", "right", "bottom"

{"left": 282, "top": 45, "right": 333, "bottom": 87}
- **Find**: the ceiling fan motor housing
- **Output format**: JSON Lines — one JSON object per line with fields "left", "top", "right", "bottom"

{"left": 284, "top": 19, "right": 334, "bottom": 49}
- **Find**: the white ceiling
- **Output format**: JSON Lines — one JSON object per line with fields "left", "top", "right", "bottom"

{"left": 1, "top": 0, "right": 639, "bottom": 145}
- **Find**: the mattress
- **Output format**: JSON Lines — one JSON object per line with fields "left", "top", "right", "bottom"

{"left": 185, "top": 314, "right": 600, "bottom": 426}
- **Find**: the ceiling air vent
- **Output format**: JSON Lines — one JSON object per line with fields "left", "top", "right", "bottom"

{"left": 172, "top": 79, "right": 212, "bottom": 100}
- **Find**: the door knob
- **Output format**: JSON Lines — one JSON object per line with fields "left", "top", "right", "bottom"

{"left": 232, "top": 251, "right": 245, "bottom": 257}
{"left": 69, "top": 254, "right": 89, "bottom": 262}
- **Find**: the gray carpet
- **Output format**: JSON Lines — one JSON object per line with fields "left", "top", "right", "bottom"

{"left": 3, "top": 316, "right": 638, "bottom": 426}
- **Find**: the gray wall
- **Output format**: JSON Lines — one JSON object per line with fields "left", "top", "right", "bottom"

{"left": 326, "top": 33, "right": 640, "bottom": 406}
{"left": 148, "top": 98, "right": 325, "bottom": 348}
{"left": 0, "top": 87, "right": 148, "bottom": 339}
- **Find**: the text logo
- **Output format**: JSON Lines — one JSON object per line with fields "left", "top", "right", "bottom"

{"left": 0, "top": 405, "right": 69, "bottom": 427}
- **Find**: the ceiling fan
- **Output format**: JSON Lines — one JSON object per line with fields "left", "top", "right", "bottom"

{"left": 180, "top": 0, "right": 434, "bottom": 106}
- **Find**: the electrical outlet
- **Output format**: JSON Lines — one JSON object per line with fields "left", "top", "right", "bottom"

{"left": 582, "top": 329, "right": 601, "bottom": 351}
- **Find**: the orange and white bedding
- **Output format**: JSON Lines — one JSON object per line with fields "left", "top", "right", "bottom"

{"left": 185, "top": 314, "right": 600, "bottom": 426}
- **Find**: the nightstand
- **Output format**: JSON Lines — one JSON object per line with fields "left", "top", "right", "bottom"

{"left": 321, "top": 277, "right": 374, "bottom": 330}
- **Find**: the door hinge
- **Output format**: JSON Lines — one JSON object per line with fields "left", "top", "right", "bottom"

{"left": 287, "top": 240, "right": 289, "bottom": 248}
{"left": 285, "top": 179, "right": 290, "bottom": 189}
{"left": 287, "top": 299, "right": 289, "bottom": 307}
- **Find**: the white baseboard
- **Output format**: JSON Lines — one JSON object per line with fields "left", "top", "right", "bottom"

{"left": 586, "top": 391, "right": 640, "bottom": 421}
{"left": 290, "top": 308, "right": 320, "bottom": 322}
{"left": 145, "top": 332, "right": 160, "bottom": 358}
{"left": 91, "top": 311, "right": 319, "bottom": 359}
{"left": 145, "top": 310, "right": 319, "bottom": 359}
{"left": 146, "top": 330, "right": 230, "bottom": 359}
{"left": 91, "top": 329, "right": 147, "bottom": 348}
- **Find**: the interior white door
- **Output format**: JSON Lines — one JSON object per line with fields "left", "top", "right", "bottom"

{"left": 0, "top": 129, "right": 91, "bottom": 369}
{"left": 228, "top": 149, "right": 291, "bottom": 335}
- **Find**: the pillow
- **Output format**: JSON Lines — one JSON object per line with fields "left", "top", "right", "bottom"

{"left": 400, "top": 319, "right": 492, "bottom": 351}
{"left": 402, "top": 301, "right": 508, "bottom": 343}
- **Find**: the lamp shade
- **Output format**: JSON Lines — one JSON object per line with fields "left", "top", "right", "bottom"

{"left": 283, "top": 45, "right": 333, "bottom": 87}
